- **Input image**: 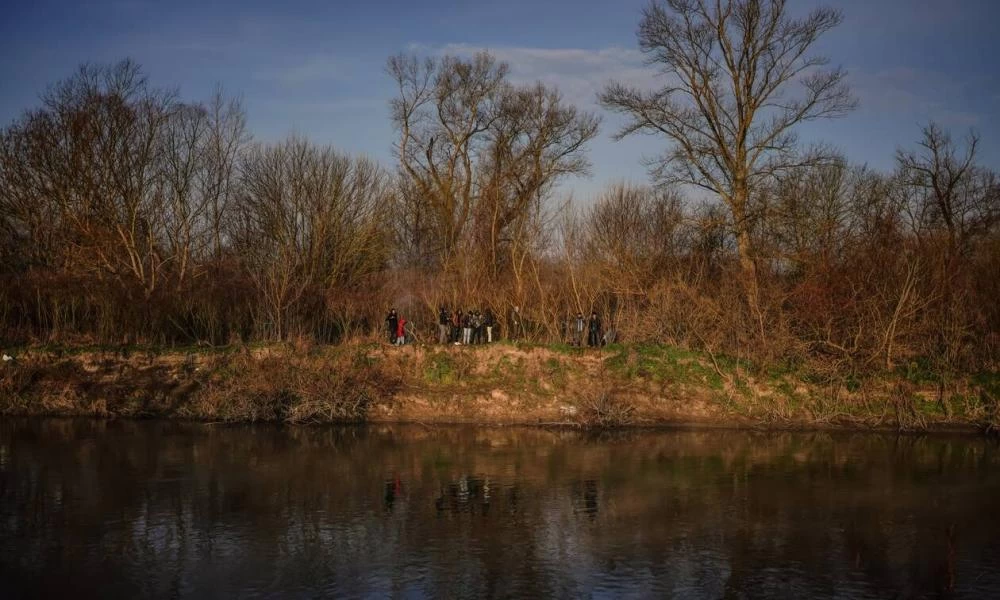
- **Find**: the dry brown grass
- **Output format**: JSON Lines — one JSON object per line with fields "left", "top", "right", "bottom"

{"left": 0, "top": 341, "right": 994, "bottom": 431}
{"left": 176, "top": 347, "right": 402, "bottom": 423}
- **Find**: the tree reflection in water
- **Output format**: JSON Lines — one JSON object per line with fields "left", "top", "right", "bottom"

{"left": 1, "top": 419, "right": 999, "bottom": 598}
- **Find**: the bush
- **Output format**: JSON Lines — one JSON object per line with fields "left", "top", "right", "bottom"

{"left": 579, "top": 389, "right": 636, "bottom": 428}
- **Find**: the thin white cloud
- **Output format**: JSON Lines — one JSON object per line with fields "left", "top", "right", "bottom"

{"left": 408, "top": 44, "right": 994, "bottom": 137}
{"left": 424, "top": 43, "right": 656, "bottom": 107}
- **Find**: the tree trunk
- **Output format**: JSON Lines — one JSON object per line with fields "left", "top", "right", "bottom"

{"left": 731, "top": 188, "right": 763, "bottom": 338}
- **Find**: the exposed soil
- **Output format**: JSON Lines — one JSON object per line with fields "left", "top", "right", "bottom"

{"left": 0, "top": 341, "right": 994, "bottom": 433}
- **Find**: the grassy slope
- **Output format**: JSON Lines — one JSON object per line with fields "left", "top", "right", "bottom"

{"left": 1, "top": 340, "right": 998, "bottom": 431}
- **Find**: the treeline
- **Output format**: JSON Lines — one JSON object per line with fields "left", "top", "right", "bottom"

{"left": 0, "top": 61, "right": 394, "bottom": 343}
{"left": 1, "top": 1, "right": 999, "bottom": 386}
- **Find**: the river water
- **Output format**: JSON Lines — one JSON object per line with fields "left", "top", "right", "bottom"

{"left": 1, "top": 419, "right": 999, "bottom": 599}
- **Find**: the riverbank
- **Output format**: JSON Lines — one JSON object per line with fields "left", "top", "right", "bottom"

{"left": 1, "top": 341, "right": 998, "bottom": 432}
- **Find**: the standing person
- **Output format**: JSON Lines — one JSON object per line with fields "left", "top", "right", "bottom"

{"left": 485, "top": 310, "right": 495, "bottom": 343}
{"left": 396, "top": 315, "right": 407, "bottom": 346}
{"left": 603, "top": 324, "right": 616, "bottom": 346}
{"left": 510, "top": 306, "right": 522, "bottom": 341}
{"left": 462, "top": 311, "right": 472, "bottom": 345}
{"left": 452, "top": 309, "right": 463, "bottom": 344}
{"left": 574, "top": 313, "right": 585, "bottom": 347}
{"left": 475, "top": 311, "right": 485, "bottom": 344}
{"left": 587, "top": 311, "right": 601, "bottom": 347}
{"left": 385, "top": 309, "right": 398, "bottom": 344}
{"left": 438, "top": 306, "right": 450, "bottom": 344}
{"left": 392, "top": 315, "right": 406, "bottom": 346}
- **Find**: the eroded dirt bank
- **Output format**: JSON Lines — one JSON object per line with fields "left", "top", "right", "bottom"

{"left": 1, "top": 342, "right": 997, "bottom": 432}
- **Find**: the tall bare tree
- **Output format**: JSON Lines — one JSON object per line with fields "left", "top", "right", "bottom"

{"left": 477, "top": 83, "right": 599, "bottom": 278}
{"left": 896, "top": 123, "right": 998, "bottom": 254}
{"left": 5, "top": 60, "right": 177, "bottom": 299}
{"left": 233, "top": 137, "right": 392, "bottom": 340}
{"left": 388, "top": 51, "right": 598, "bottom": 275}
{"left": 895, "top": 124, "right": 1000, "bottom": 385}
{"left": 600, "top": 0, "right": 856, "bottom": 310}
{"left": 587, "top": 183, "right": 685, "bottom": 297}
{"left": 200, "top": 90, "right": 250, "bottom": 261}
{"left": 159, "top": 90, "right": 249, "bottom": 285}
{"left": 388, "top": 52, "right": 507, "bottom": 266}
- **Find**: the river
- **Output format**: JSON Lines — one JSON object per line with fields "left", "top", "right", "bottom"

{"left": 1, "top": 419, "right": 999, "bottom": 598}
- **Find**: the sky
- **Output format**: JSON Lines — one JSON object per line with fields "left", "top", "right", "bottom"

{"left": 2, "top": 0, "right": 998, "bottom": 202}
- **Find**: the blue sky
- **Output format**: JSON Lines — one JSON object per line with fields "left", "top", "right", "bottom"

{"left": 2, "top": 0, "right": 998, "bottom": 201}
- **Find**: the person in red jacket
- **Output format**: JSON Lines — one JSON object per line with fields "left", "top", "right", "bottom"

{"left": 396, "top": 316, "right": 407, "bottom": 345}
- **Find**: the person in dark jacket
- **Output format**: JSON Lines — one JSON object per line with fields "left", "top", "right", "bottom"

{"left": 484, "top": 310, "right": 495, "bottom": 343}
{"left": 452, "top": 309, "right": 463, "bottom": 344}
{"left": 472, "top": 311, "right": 483, "bottom": 345}
{"left": 462, "top": 311, "right": 472, "bottom": 345}
{"left": 385, "top": 309, "right": 398, "bottom": 344}
{"left": 438, "top": 306, "right": 450, "bottom": 344}
{"left": 587, "top": 311, "right": 601, "bottom": 347}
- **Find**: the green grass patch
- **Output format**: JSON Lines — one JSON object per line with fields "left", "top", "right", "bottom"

{"left": 488, "top": 355, "right": 527, "bottom": 388}
{"left": 600, "top": 343, "right": 726, "bottom": 389}
{"left": 422, "top": 352, "right": 457, "bottom": 385}
{"left": 543, "top": 356, "right": 562, "bottom": 373}
{"left": 899, "top": 357, "right": 944, "bottom": 385}
{"left": 548, "top": 342, "right": 586, "bottom": 356}
{"left": 766, "top": 357, "right": 804, "bottom": 379}
{"left": 775, "top": 379, "right": 796, "bottom": 398}
{"left": 605, "top": 347, "right": 632, "bottom": 375}
{"left": 542, "top": 357, "right": 569, "bottom": 390}
{"left": 972, "top": 371, "right": 1000, "bottom": 399}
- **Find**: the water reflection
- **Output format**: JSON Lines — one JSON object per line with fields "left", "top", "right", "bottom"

{"left": 1, "top": 419, "right": 999, "bottom": 599}
{"left": 571, "top": 479, "right": 599, "bottom": 519}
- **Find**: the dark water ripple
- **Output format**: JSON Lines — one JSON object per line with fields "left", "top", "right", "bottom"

{"left": 2, "top": 419, "right": 999, "bottom": 598}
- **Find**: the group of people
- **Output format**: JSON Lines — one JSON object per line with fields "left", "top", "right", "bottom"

{"left": 568, "top": 312, "right": 604, "bottom": 347}
{"left": 384, "top": 308, "right": 408, "bottom": 345}
{"left": 385, "top": 306, "right": 609, "bottom": 347}
{"left": 438, "top": 307, "right": 496, "bottom": 345}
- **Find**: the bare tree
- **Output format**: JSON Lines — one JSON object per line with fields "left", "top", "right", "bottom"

{"left": 895, "top": 124, "right": 1000, "bottom": 385}
{"left": 600, "top": 0, "right": 856, "bottom": 309}
{"left": 158, "top": 91, "right": 248, "bottom": 291}
{"left": 388, "top": 52, "right": 507, "bottom": 266}
{"left": 233, "top": 137, "right": 392, "bottom": 340}
{"left": 201, "top": 90, "right": 250, "bottom": 260}
{"left": 159, "top": 102, "right": 209, "bottom": 289}
{"left": 476, "top": 83, "right": 599, "bottom": 277}
{"left": 388, "top": 51, "right": 598, "bottom": 276}
{"left": 587, "top": 183, "right": 684, "bottom": 297}
{"left": 759, "top": 157, "right": 853, "bottom": 275}
{"left": 0, "top": 118, "right": 65, "bottom": 271}
{"left": 896, "top": 123, "right": 998, "bottom": 253}
{"left": 9, "top": 60, "right": 177, "bottom": 299}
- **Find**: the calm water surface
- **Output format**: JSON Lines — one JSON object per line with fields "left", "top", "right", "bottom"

{"left": 1, "top": 419, "right": 999, "bottom": 599}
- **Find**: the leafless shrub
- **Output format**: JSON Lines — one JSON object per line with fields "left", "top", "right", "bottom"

{"left": 579, "top": 389, "right": 636, "bottom": 428}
